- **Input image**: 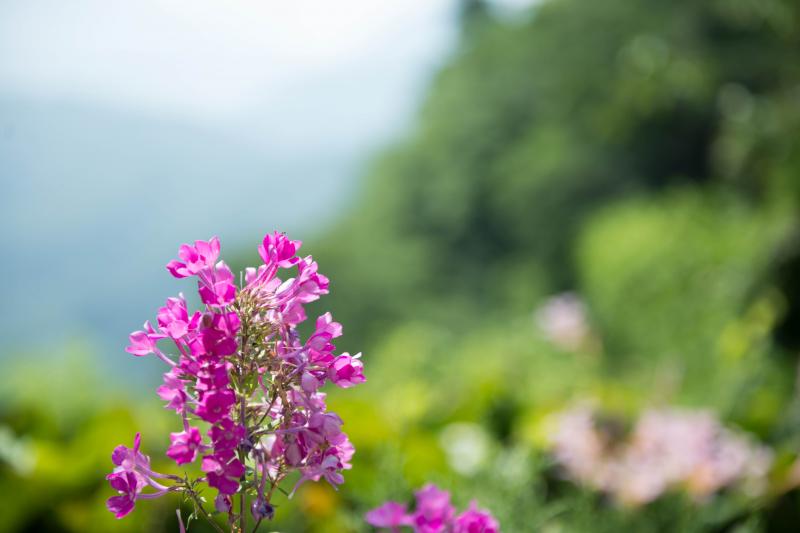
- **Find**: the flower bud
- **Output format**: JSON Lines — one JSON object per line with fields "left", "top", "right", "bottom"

{"left": 214, "top": 494, "right": 232, "bottom": 513}
{"left": 251, "top": 498, "right": 275, "bottom": 521}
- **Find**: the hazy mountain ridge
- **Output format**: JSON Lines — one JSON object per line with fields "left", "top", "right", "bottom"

{"left": 0, "top": 95, "right": 359, "bottom": 364}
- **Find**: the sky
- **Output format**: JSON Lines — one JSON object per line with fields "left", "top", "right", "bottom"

{"left": 0, "top": 0, "right": 458, "bottom": 357}
{"left": 0, "top": 0, "right": 460, "bottom": 150}
{"left": 0, "top": 0, "right": 534, "bottom": 379}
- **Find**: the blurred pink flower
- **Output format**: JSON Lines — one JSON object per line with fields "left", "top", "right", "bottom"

{"left": 366, "top": 484, "right": 500, "bottom": 532}
{"left": 365, "top": 502, "right": 412, "bottom": 530}
{"left": 549, "top": 405, "right": 773, "bottom": 505}
{"left": 454, "top": 501, "right": 500, "bottom": 533}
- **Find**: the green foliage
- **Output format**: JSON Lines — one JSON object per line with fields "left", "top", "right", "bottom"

{"left": 314, "top": 0, "right": 800, "bottom": 356}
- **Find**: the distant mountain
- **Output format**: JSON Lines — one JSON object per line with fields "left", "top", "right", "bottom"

{"left": 0, "top": 96, "right": 360, "bottom": 373}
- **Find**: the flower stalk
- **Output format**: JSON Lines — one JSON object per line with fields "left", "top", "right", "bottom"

{"left": 105, "top": 232, "right": 366, "bottom": 531}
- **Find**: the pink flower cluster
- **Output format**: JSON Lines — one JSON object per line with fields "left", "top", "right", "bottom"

{"left": 365, "top": 484, "right": 500, "bottom": 533}
{"left": 550, "top": 405, "right": 773, "bottom": 505}
{"left": 106, "top": 233, "right": 365, "bottom": 530}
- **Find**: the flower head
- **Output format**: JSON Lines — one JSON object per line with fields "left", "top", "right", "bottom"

{"left": 106, "top": 471, "right": 139, "bottom": 519}
{"left": 167, "top": 427, "right": 203, "bottom": 465}
{"left": 454, "top": 501, "right": 500, "bottom": 533}
{"left": 328, "top": 353, "right": 366, "bottom": 388}
{"left": 259, "top": 231, "right": 302, "bottom": 269}
{"left": 202, "top": 454, "right": 245, "bottom": 495}
{"left": 196, "top": 389, "right": 236, "bottom": 424}
{"left": 166, "top": 237, "right": 221, "bottom": 278}
{"left": 413, "top": 484, "right": 456, "bottom": 533}
{"left": 209, "top": 419, "right": 246, "bottom": 453}
{"left": 111, "top": 432, "right": 151, "bottom": 483}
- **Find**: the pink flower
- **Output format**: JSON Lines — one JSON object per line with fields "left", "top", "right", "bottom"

{"left": 412, "top": 484, "right": 456, "bottom": 533}
{"left": 196, "top": 311, "right": 239, "bottom": 358}
{"left": 110, "top": 231, "right": 365, "bottom": 526}
{"left": 111, "top": 433, "right": 151, "bottom": 482}
{"left": 454, "top": 501, "right": 500, "bottom": 533}
{"left": 125, "top": 321, "right": 164, "bottom": 356}
{"left": 549, "top": 405, "right": 773, "bottom": 505}
{"left": 307, "top": 312, "right": 343, "bottom": 352}
{"left": 166, "top": 237, "right": 221, "bottom": 278}
{"left": 307, "top": 412, "right": 344, "bottom": 442}
{"left": 202, "top": 454, "right": 245, "bottom": 495}
{"left": 197, "top": 261, "right": 237, "bottom": 307}
{"left": 276, "top": 257, "right": 329, "bottom": 326}
{"left": 194, "top": 362, "right": 231, "bottom": 393}
{"left": 196, "top": 389, "right": 235, "bottom": 423}
{"left": 107, "top": 434, "right": 172, "bottom": 519}
{"left": 106, "top": 471, "right": 139, "bottom": 519}
{"left": 167, "top": 427, "right": 203, "bottom": 465}
{"left": 157, "top": 368, "right": 188, "bottom": 413}
{"left": 301, "top": 371, "right": 323, "bottom": 393}
{"left": 365, "top": 501, "right": 412, "bottom": 530}
{"left": 293, "top": 257, "right": 329, "bottom": 304}
{"left": 258, "top": 231, "right": 301, "bottom": 269}
{"left": 328, "top": 353, "right": 365, "bottom": 388}
{"left": 157, "top": 295, "right": 190, "bottom": 339}
{"left": 298, "top": 451, "right": 345, "bottom": 489}
{"left": 291, "top": 433, "right": 354, "bottom": 495}
{"left": 209, "top": 419, "right": 245, "bottom": 452}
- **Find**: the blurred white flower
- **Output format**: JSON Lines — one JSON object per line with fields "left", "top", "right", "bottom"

{"left": 534, "top": 293, "right": 590, "bottom": 351}
{"left": 0, "top": 426, "right": 35, "bottom": 476}
{"left": 439, "top": 422, "right": 491, "bottom": 476}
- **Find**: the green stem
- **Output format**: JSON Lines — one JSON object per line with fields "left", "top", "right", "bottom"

{"left": 185, "top": 489, "right": 225, "bottom": 533}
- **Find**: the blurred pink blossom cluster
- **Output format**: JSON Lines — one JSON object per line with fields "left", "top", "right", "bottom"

{"left": 106, "top": 232, "right": 365, "bottom": 531}
{"left": 534, "top": 292, "right": 591, "bottom": 351}
{"left": 549, "top": 405, "right": 773, "bottom": 505}
{"left": 365, "top": 483, "right": 500, "bottom": 532}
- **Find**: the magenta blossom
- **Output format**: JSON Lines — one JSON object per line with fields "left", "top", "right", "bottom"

{"left": 195, "top": 389, "right": 236, "bottom": 423}
{"left": 107, "top": 232, "right": 365, "bottom": 529}
{"left": 157, "top": 295, "right": 190, "bottom": 339}
{"left": 167, "top": 428, "right": 203, "bottom": 465}
{"left": 111, "top": 433, "right": 151, "bottom": 485}
{"left": 209, "top": 419, "right": 246, "bottom": 452}
{"left": 166, "top": 237, "right": 221, "bottom": 278}
{"left": 107, "top": 435, "right": 173, "bottom": 518}
{"left": 125, "top": 321, "right": 164, "bottom": 356}
{"left": 259, "top": 231, "right": 301, "bottom": 269}
{"left": 197, "top": 261, "right": 237, "bottom": 306}
{"left": 202, "top": 454, "right": 246, "bottom": 495}
{"left": 413, "top": 484, "right": 456, "bottom": 533}
{"left": 106, "top": 471, "right": 139, "bottom": 519}
{"left": 328, "top": 352, "right": 366, "bottom": 388}
{"left": 454, "top": 502, "right": 500, "bottom": 533}
{"left": 157, "top": 368, "right": 188, "bottom": 413}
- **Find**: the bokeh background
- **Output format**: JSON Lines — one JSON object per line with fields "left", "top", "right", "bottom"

{"left": 2, "top": 0, "right": 800, "bottom": 531}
